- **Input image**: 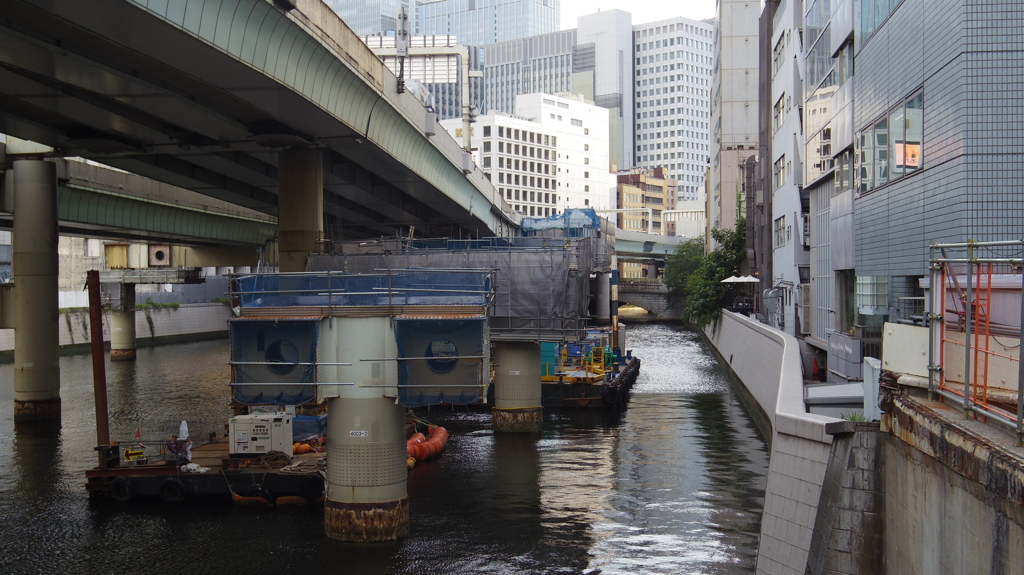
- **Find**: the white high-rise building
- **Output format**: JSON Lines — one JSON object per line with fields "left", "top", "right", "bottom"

{"left": 516, "top": 93, "right": 615, "bottom": 212}
{"left": 709, "top": 0, "right": 760, "bottom": 242}
{"left": 633, "top": 17, "right": 714, "bottom": 201}
{"left": 439, "top": 92, "right": 614, "bottom": 216}
{"left": 766, "top": 0, "right": 808, "bottom": 336}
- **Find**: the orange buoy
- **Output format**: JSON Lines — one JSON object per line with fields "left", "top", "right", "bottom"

{"left": 407, "top": 426, "right": 448, "bottom": 461}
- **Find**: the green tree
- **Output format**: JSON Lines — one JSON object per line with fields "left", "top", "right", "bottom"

{"left": 683, "top": 217, "right": 745, "bottom": 327}
{"left": 664, "top": 237, "right": 705, "bottom": 305}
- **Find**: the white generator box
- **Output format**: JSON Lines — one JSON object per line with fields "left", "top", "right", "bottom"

{"left": 229, "top": 414, "right": 293, "bottom": 456}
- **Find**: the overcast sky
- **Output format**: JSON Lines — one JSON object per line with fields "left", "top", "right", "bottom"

{"left": 559, "top": 0, "right": 718, "bottom": 30}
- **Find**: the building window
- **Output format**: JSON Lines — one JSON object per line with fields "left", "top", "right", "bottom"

{"left": 483, "top": 141, "right": 491, "bottom": 153}
{"left": 571, "top": 119, "right": 583, "bottom": 127}
{"left": 773, "top": 155, "right": 786, "bottom": 190}
{"left": 772, "top": 94, "right": 786, "bottom": 133}
{"left": 584, "top": 143, "right": 589, "bottom": 151}
{"left": 483, "top": 156, "right": 491, "bottom": 168}
{"left": 772, "top": 34, "right": 785, "bottom": 77}
{"left": 774, "top": 216, "right": 786, "bottom": 248}
{"left": 483, "top": 126, "right": 491, "bottom": 137}
{"left": 858, "top": 90, "right": 923, "bottom": 193}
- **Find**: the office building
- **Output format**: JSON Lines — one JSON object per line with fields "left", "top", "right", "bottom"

{"left": 417, "top": 0, "right": 559, "bottom": 47}
{"left": 708, "top": 0, "right": 759, "bottom": 245}
{"left": 633, "top": 17, "right": 714, "bottom": 201}
{"left": 440, "top": 92, "right": 615, "bottom": 216}
{"left": 482, "top": 29, "right": 576, "bottom": 116}
{"left": 325, "top": 0, "right": 415, "bottom": 36}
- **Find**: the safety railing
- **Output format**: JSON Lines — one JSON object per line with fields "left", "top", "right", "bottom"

{"left": 228, "top": 268, "right": 494, "bottom": 309}
{"left": 928, "top": 240, "right": 1024, "bottom": 443}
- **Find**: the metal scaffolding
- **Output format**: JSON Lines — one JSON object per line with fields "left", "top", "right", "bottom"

{"left": 928, "top": 240, "right": 1024, "bottom": 443}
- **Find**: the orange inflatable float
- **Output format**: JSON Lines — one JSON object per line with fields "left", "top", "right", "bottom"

{"left": 406, "top": 426, "right": 449, "bottom": 461}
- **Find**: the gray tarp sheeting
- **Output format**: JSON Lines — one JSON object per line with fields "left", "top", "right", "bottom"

{"left": 309, "top": 235, "right": 608, "bottom": 341}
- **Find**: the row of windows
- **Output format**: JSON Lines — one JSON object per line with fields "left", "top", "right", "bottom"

{"left": 482, "top": 140, "right": 552, "bottom": 160}
{"left": 502, "top": 188, "right": 558, "bottom": 204}
{"left": 858, "top": 91, "right": 924, "bottom": 193}
{"left": 484, "top": 125, "right": 556, "bottom": 147}
{"left": 513, "top": 205, "right": 560, "bottom": 217}
{"left": 494, "top": 170, "right": 557, "bottom": 189}
{"left": 494, "top": 156, "right": 552, "bottom": 174}
{"left": 636, "top": 36, "right": 711, "bottom": 52}
{"left": 636, "top": 22, "right": 712, "bottom": 39}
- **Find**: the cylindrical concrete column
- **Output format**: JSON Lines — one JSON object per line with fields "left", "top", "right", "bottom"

{"left": 13, "top": 159, "right": 60, "bottom": 420}
{"left": 278, "top": 148, "right": 324, "bottom": 273}
{"left": 110, "top": 284, "right": 136, "bottom": 361}
{"left": 322, "top": 316, "right": 408, "bottom": 542}
{"left": 596, "top": 272, "right": 611, "bottom": 323}
{"left": 324, "top": 396, "right": 408, "bottom": 542}
{"left": 492, "top": 341, "right": 542, "bottom": 433}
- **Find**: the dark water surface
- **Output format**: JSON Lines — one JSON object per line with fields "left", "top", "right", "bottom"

{"left": 0, "top": 323, "right": 768, "bottom": 574}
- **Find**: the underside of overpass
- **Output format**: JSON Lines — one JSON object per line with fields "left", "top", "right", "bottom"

{"left": 0, "top": 0, "right": 517, "bottom": 241}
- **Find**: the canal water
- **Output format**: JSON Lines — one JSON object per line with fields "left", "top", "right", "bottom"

{"left": 0, "top": 323, "right": 768, "bottom": 574}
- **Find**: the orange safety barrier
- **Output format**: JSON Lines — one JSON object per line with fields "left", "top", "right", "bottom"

{"left": 406, "top": 426, "right": 448, "bottom": 461}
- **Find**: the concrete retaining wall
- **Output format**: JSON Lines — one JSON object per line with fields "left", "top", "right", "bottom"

{"left": 705, "top": 311, "right": 839, "bottom": 575}
{"left": 806, "top": 421, "right": 886, "bottom": 575}
{"left": 0, "top": 303, "right": 230, "bottom": 356}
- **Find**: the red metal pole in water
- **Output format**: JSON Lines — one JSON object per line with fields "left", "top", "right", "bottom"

{"left": 87, "top": 270, "right": 111, "bottom": 467}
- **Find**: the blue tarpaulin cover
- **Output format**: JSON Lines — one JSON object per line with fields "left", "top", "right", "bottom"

{"left": 394, "top": 317, "right": 487, "bottom": 407}
{"left": 230, "top": 318, "right": 319, "bottom": 405}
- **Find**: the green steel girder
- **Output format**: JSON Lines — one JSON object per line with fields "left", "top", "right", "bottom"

{"left": 57, "top": 182, "right": 277, "bottom": 246}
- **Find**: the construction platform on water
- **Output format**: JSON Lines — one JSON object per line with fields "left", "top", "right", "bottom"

{"left": 86, "top": 440, "right": 326, "bottom": 505}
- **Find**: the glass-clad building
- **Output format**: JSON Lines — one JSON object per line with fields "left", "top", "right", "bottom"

{"left": 417, "top": 0, "right": 560, "bottom": 47}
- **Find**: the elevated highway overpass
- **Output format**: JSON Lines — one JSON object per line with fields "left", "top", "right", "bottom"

{"left": 0, "top": 0, "right": 518, "bottom": 240}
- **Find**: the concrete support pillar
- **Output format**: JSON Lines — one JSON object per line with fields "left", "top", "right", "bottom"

{"left": 596, "top": 272, "right": 611, "bottom": 323}
{"left": 110, "top": 283, "right": 136, "bottom": 361}
{"left": 324, "top": 396, "right": 408, "bottom": 542}
{"left": 492, "top": 341, "right": 542, "bottom": 433}
{"left": 12, "top": 160, "right": 60, "bottom": 420}
{"left": 646, "top": 260, "right": 658, "bottom": 279}
{"left": 278, "top": 148, "right": 323, "bottom": 273}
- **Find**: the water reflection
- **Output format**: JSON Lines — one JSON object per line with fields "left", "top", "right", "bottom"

{"left": 0, "top": 324, "right": 768, "bottom": 574}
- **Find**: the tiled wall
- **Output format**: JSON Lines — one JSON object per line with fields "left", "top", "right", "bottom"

{"left": 708, "top": 311, "right": 838, "bottom": 575}
{"left": 855, "top": 0, "right": 1024, "bottom": 277}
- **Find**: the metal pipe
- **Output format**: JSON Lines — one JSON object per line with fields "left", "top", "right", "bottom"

{"left": 358, "top": 384, "right": 487, "bottom": 388}
{"left": 930, "top": 258, "right": 1023, "bottom": 264}
{"left": 964, "top": 242, "right": 974, "bottom": 418}
{"left": 1017, "top": 260, "right": 1024, "bottom": 445}
{"left": 229, "top": 382, "right": 354, "bottom": 386}
{"left": 226, "top": 361, "right": 353, "bottom": 366}
{"left": 358, "top": 355, "right": 486, "bottom": 361}
{"left": 87, "top": 270, "right": 110, "bottom": 467}
{"left": 930, "top": 240, "right": 1024, "bottom": 249}
{"left": 928, "top": 262, "right": 937, "bottom": 399}
{"left": 935, "top": 387, "right": 1020, "bottom": 431}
